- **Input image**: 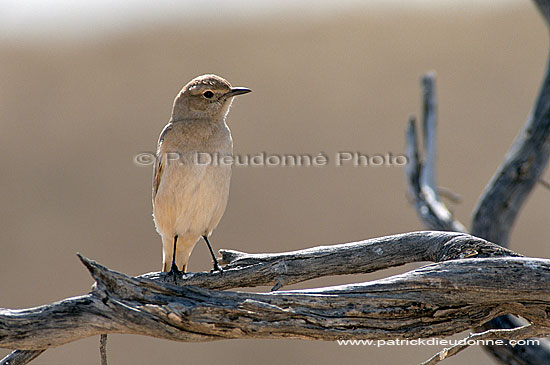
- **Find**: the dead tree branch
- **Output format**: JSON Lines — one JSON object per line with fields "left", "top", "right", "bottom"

{"left": 0, "top": 232, "right": 549, "bottom": 357}
{"left": 405, "top": 74, "right": 466, "bottom": 233}
{"left": 143, "top": 230, "right": 518, "bottom": 289}
{"left": 471, "top": 0, "right": 550, "bottom": 248}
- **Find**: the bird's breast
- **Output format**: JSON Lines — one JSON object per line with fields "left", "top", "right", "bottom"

{"left": 153, "top": 122, "right": 233, "bottom": 237}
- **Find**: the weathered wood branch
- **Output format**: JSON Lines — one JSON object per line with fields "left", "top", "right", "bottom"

{"left": 142, "top": 230, "right": 517, "bottom": 289}
{"left": 405, "top": 74, "right": 466, "bottom": 233}
{"left": 1, "top": 232, "right": 549, "bottom": 358}
{"left": 470, "top": 15, "right": 550, "bottom": 247}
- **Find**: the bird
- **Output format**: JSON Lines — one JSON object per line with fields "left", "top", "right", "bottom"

{"left": 152, "top": 74, "right": 251, "bottom": 276}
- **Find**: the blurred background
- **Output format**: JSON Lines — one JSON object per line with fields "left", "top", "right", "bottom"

{"left": 1, "top": 0, "right": 549, "bottom": 364}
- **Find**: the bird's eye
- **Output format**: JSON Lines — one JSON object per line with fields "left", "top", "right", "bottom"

{"left": 203, "top": 91, "right": 214, "bottom": 99}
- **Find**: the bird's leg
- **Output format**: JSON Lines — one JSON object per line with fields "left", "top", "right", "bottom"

{"left": 202, "top": 235, "right": 223, "bottom": 272}
{"left": 168, "top": 235, "right": 182, "bottom": 280}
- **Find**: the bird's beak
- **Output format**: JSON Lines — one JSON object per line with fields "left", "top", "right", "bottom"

{"left": 225, "top": 87, "right": 252, "bottom": 98}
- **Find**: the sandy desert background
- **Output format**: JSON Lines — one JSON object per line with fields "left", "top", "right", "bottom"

{"left": 1, "top": 1, "right": 549, "bottom": 364}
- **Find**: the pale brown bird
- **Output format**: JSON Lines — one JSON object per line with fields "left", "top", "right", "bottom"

{"left": 152, "top": 74, "right": 250, "bottom": 275}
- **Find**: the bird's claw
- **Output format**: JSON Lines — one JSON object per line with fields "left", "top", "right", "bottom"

{"left": 210, "top": 262, "right": 224, "bottom": 274}
{"left": 166, "top": 263, "right": 183, "bottom": 283}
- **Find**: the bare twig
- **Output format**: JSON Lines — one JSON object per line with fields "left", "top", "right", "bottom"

{"left": 405, "top": 74, "right": 467, "bottom": 233}
{"left": 100, "top": 334, "right": 107, "bottom": 365}
{"left": 421, "top": 325, "right": 550, "bottom": 365}
{"left": 0, "top": 350, "right": 45, "bottom": 365}
{"left": 436, "top": 187, "right": 463, "bottom": 204}
{"left": 421, "top": 72, "right": 438, "bottom": 192}
{"left": 539, "top": 178, "right": 550, "bottom": 191}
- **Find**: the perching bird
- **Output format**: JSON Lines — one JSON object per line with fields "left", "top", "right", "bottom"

{"left": 152, "top": 74, "right": 250, "bottom": 275}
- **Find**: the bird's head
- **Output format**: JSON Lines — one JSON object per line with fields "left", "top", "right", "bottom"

{"left": 171, "top": 74, "right": 251, "bottom": 121}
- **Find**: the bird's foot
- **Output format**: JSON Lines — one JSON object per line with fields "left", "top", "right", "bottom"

{"left": 166, "top": 263, "right": 183, "bottom": 283}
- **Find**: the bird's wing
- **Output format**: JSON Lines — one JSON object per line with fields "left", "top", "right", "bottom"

{"left": 152, "top": 122, "right": 173, "bottom": 201}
